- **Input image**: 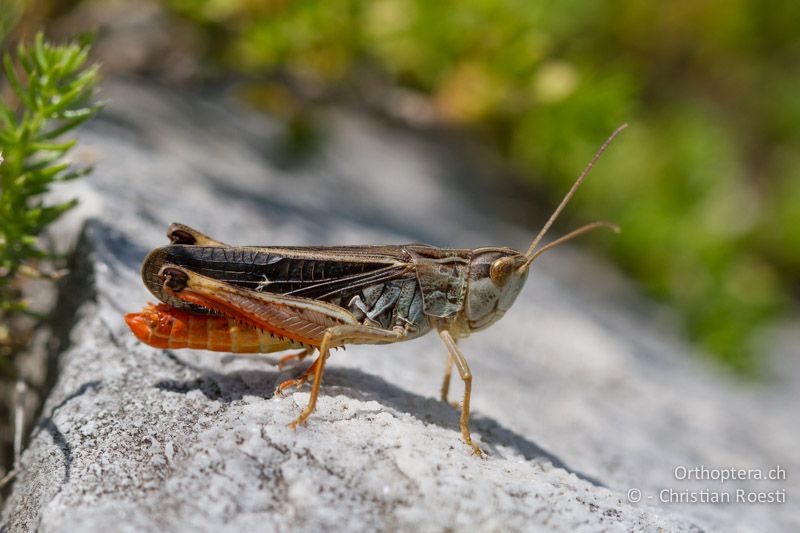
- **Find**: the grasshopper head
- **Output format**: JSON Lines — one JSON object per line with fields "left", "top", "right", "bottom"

{"left": 464, "top": 124, "right": 628, "bottom": 333}
{"left": 465, "top": 249, "right": 529, "bottom": 331}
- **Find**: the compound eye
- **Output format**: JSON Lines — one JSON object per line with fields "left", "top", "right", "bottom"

{"left": 489, "top": 257, "right": 514, "bottom": 287}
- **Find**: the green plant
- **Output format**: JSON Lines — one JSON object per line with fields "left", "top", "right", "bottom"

{"left": 0, "top": 1, "right": 23, "bottom": 47}
{"left": 0, "top": 32, "right": 100, "bottom": 325}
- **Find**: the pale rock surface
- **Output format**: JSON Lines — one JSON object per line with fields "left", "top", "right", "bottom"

{"left": 3, "top": 81, "right": 798, "bottom": 532}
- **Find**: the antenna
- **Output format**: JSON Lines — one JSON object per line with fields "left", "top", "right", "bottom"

{"left": 519, "top": 124, "right": 627, "bottom": 271}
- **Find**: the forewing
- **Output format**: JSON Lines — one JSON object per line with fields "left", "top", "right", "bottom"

{"left": 142, "top": 244, "right": 416, "bottom": 313}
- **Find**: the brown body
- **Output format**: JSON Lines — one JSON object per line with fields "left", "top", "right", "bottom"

{"left": 125, "top": 125, "right": 627, "bottom": 455}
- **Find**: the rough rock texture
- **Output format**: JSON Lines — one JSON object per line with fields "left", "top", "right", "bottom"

{"left": 3, "top": 81, "right": 798, "bottom": 532}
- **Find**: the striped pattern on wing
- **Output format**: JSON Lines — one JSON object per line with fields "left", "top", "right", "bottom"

{"left": 143, "top": 244, "right": 418, "bottom": 313}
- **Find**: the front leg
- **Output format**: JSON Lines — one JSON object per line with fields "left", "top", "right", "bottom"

{"left": 438, "top": 329, "right": 483, "bottom": 456}
{"left": 440, "top": 351, "right": 453, "bottom": 403}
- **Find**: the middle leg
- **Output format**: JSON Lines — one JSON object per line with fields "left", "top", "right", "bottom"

{"left": 277, "top": 347, "right": 314, "bottom": 370}
{"left": 275, "top": 350, "right": 320, "bottom": 396}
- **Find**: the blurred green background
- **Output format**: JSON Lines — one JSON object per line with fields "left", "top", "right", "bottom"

{"left": 5, "top": 0, "right": 799, "bottom": 373}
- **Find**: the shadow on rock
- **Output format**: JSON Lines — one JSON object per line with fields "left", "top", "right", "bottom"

{"left": 32, "top": 380, "right": 103, "bottom": 485}
{"left": 87, "top": 219, "right": 153, "bottom": 273}
{"left": 155, "top": 367, "right": 282, "bottom": 403}
{"left": 155, "top": 366, "right": 603, "bottom": 487}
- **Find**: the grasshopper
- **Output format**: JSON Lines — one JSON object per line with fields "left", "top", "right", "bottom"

{"left": 125, "top": 125, "right": 627, "bottom": 455}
